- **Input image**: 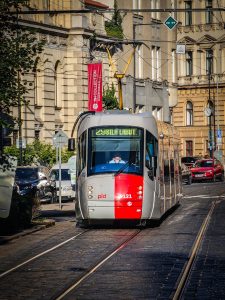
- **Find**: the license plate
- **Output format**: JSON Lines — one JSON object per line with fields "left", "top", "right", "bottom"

{"left": 195, "top": 174, "right": 203, "bottom": 177}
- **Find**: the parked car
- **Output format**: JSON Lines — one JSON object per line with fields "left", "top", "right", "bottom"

{"left": 50, "top": 163, "right": 75, "bottom": 202}
{"left": 15, "top": 166, "right": 55, "bottom": 204}
{"left": 181, "top": 163, "right": 192, "bottom": 185}
{"left": 191, "top": 159, "right": 224, "bottom": 182}
{"left": 181, "top": 156, "right": 200, "bottom": 168}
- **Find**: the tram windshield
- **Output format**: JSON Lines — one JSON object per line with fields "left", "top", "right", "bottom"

{"left": 88, "top": 126, "right": 144, "bottom": 176}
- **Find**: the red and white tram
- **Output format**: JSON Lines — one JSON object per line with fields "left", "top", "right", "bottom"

{"left": 69, "top": 110, "right": 182, "bottom": 226}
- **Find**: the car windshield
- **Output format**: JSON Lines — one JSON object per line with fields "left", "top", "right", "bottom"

{"left": 195, "top": 160, "right": 213, "bottom": 168}
{"left": 50, "top": 169, "right": 70, "bottom": 181}
{"left": 15, "top": 168, "right": 39, "bottom": 181}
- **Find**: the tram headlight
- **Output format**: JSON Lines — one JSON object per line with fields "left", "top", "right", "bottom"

{"left": 87, "top": 186, "right": 93, "bottom": 199}
{"left": 138, "top": 186, "right": 143, "bottom": 190}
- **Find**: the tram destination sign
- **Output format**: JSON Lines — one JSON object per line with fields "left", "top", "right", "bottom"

{"left": 92, "top": 127, "right": 141, "bottom": 137}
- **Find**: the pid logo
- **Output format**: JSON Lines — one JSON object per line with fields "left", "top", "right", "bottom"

{"left": 98, "top": 193, "right": 106, "bottom": 199}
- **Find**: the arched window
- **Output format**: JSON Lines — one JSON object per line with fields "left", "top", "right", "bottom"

{"left": 33, "top": 57, "right": 44, "bottom": 107}
{"left": 186, "top": 101, "right": 193, "bottom": 126}
{"left": 54, "top": 61, "right": 63, "bottom": 108}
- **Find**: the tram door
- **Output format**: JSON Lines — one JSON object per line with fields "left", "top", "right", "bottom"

{"left": 144, "top": 131, "right": 159, "bottom": 218}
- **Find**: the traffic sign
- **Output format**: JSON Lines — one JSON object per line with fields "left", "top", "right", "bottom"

{"left": 53, "top": 130, "right": 68, "bottom": 147}
{"left": 16, "top": 138, "right": 26, "bottom": 149}
{"left": 164, "top": 16, "right": 178, "bottom": 30}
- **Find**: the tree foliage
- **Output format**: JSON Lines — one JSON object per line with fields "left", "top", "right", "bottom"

{"left": 4, "top": 141, "right": 75, "bottom": 168}
{"left": 0, "top": 0, "right": 44, "bottom": 119}
{"left": 105, "top": 0, "right": 123, "bottom": 39}
{"left": 103, "top": 83, "right": 119, "bottom": 110}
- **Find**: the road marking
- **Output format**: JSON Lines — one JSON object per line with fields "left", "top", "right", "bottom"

{"left": 183, "top": 195, "right": 224, "bottom": 199}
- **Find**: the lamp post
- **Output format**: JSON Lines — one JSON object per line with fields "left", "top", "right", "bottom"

{"left": 208, "top": 70, "right": 213, "bottom": 158}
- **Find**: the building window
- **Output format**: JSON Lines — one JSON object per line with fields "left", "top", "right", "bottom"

{"left": 172, "top": 49, "right": 176, "bottom": 82}
{"left": 186, "top": 51, "right": 193, "bottom": 76}
{"left": 13, "top": 130, "right": 18, "bottom": 146}
{"left": 136, "top": 46, "right": 143, "bottom": 78}
{"left": 34, "top": 130, "right": 40, "bottom": 140}
{"left": 156, "top": 47, "right": 161, "bottom": 80}
{"left": 151, "top": 0, "right": 156, "bottom": 19}
{"left": 133, "top": 0, "right": 141, "bottom": 10}
{"left": 186, "top": 140, "right": 193, "bottom": 156}
{"left": 55, "top": 61, "right": 63, "bottom": 108}
{"left": 151, "top": 46, "right": 156, "bottom": 80}
{"left": 206, "top": 49, "right": 213, "bottom": 74}
{"left": 186, "top": 101, "right": 193, "bottom": 126}
{"left": 185, "top": 1, "right": 192, "bottom": 26}
{"left": 205, "top": 0, "right": 213, "bottom": 23}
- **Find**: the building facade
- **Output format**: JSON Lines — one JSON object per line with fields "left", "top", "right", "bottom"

{"left": 173, "top": 0, "right": 225, "bottom": 161}
{"left": 11, "top": 0, "right": 179, "bottom": 148}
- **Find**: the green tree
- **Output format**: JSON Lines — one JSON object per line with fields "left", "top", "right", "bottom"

{"left": 0, "top": 0, "right": 44, "bottom": 159}
{"left": 103, "top": 83, "right": 119, "bottom": 110}
{"left": 105, "top": 0, "right": 123, "bottom": 39}
{"left": 4, "top": 141, "right": 75, "bottom": 168}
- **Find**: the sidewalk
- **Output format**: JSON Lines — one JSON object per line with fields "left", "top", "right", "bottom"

{"left": 40, "top": 201, "right": 75, "bottom": 217}
{"left": 0, "top": 201, "right": 75, "bottom": 244}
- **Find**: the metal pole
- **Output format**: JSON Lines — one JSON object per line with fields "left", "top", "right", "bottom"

{"left": 133, "top": 21, "right": 136, "bottom": 112}
{"left": 59, "top": 144, "right": 62, "bottom": 209}
{"left": 216, "top": 74, "right": 219, "bottom": 150}
{"left": 208, "top": 72, "right": 213, "bottom": 158}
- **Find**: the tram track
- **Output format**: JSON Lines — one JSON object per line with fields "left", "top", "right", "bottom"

{"left": 0, "top": 226, "right": 144, "bottom": 300}
{"left": 0, "top": 230, "right": 88, "bottom": 279}
{"left": 172, "top": 198, "right": 219, "bottom": 300}
{"left": 54, "top": 229, "right": 142, "bottom": 300}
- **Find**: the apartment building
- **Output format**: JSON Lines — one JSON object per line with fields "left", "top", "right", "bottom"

{"left": 112, "top": 0, "right": 178, "bottom": 122}
{"left": 13, "top": 0, "right": 112, "bottom": 144}
{"left": 11, "top": 0, "right": 179, "bottom": 147}
{"left": 173, "top": 0, "right": 225, "bottom": 160}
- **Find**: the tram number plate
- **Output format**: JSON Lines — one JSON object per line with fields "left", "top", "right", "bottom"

{"left": 195, "top": 174, "right": 203, "bottom": 177}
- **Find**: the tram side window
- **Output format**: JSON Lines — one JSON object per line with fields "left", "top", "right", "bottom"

{"left": 77, "top": 131, "right": 87, "bottom": 175}
{"left": 145, "top": 130, "right": 158, "bottom": 176}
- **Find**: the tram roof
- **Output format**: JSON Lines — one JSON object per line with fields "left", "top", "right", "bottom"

{"left": 76, "top": 110, "right": 180, "bottom": 142}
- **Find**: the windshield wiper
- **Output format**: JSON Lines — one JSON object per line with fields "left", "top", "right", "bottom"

{"left": 114, "top": 160, "right": 133, "bottom": 177}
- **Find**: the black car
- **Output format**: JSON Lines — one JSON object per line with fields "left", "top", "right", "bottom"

{"left": 15, "top": 166, "right": 56, "bottom": 204}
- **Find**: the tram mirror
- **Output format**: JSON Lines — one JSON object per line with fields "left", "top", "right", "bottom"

{"left": 68, "top": 138, "right": 76, "bottom": 151}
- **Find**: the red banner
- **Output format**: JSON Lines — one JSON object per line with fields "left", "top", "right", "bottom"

{"left": 88, "top": 63, "right": 102, "bottom": 112}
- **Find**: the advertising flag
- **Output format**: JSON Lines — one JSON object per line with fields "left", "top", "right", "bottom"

{"left": 88, "top": 63, "right": 102, "bottom": 111}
